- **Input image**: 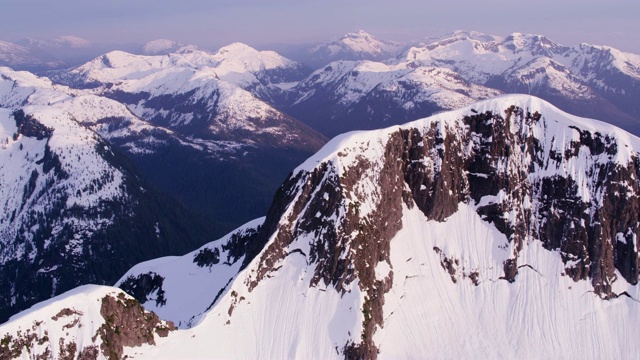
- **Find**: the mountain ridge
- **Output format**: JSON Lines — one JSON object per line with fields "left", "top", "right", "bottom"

{"left": 5, "top": 95, "right": 639, "bottom": 358}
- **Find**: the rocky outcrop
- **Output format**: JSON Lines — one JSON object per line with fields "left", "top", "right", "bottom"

{"left": 0, "top": 288, "right": 175, "bottom": 360}
{"left": 94, "top": 293, "right": 175, "bottom": 360}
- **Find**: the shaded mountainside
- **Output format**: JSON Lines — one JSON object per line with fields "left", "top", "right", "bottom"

{"left": 46, "top": 46, "right": 326, "bottom": 224}
{"left": 27, "top": 95, "right": 639, "bottom": 359}
{"left": 0, "top": 64, "right": 324, "bottom": 228}
{"left": 0, "top": 107, "right": 223, "bottom": 323}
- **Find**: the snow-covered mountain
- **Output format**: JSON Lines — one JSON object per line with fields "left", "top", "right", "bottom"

{"left": 19, "top": 36, "right": 92, "bottom": 50}
{"left": 6, "top": 95, "right": 640, "bottom": 359}
{"left": 292, "top": 30, "right": 403, "bottom": 68}
{"left": 0, "top": 67, "right": 223, "bottom": 323}
{"left": 283, "top": 31, "right": 640, "bottom": 138}
{"left": 397, "top": 31, "right": 640, "bottom": 133}
{"left": 285, "top": 59, "right": 501, "bottom": 136}
{"left": 47, "top": 45, "right": 325, "bottom": 224}
{"left": 51, "top": 44, "right": 317, "bottom": 148}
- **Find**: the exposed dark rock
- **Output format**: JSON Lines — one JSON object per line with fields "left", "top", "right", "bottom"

{"left": 193, "top": 247, "right": 221, "bottom": 267}
{"left": 12, "top": 110, "right": 53, "bottom": 140}
{"left": 51, "top": 308, "right": 83, "bottom": 321}
{"left": 118, "top": 272, "right": 167, "bottom": 307}
{"left": 94, "top": 293, "right": 176, "bottom": 360}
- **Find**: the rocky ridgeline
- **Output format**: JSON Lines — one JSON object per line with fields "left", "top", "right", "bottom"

{"left": 241, "top": 99, "right": 640, "bottom": 358}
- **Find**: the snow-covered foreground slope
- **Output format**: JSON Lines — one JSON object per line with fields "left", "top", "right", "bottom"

{"left": 4, "top": 94, "right": 640, "bottom": 359}
{"left": 131, "top": 204, "right": 640, "bottom": 359}
{"left": 116, "top": 218, "right": 264, "bottom": 328}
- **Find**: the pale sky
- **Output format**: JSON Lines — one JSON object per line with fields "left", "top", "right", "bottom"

{"left": 1, "top": 0, "right": 639, "bottom": 53}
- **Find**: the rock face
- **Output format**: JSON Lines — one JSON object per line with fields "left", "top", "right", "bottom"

{"left": 109, "top": 95, "right": 640, "bottom": 359}
{"left": 208, "top": 94, "right": 640, "bottom": 358}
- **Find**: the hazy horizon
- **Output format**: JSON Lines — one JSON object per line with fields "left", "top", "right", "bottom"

{"left": 1, "top": 0, "right": 639, "bottom": 54}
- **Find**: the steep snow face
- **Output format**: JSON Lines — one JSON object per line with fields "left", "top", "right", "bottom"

{"left": 233, "top": 95, "right": 640, "bottom": 357}
{"left": 134, "top": 94, "right": 640, "bottom": 359}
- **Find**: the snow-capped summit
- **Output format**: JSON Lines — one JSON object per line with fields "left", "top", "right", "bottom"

{"left": 141, "top": 39, "right": 184, "bottom": 55}
{"left": 118, "top": 94, "right": 640, "bottom": 359}
{"left": 5, "top": 95, "right": 640, "bottom": 359}
{"left": 298, "top": 30, "right": 403, "bottom": 68}
{"left": 47, "top": 45, "right": 325, "bottom": 234}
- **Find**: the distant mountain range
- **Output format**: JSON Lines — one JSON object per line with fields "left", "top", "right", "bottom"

{"left": 279, "top": 31, "right": 640, "bottom": 137}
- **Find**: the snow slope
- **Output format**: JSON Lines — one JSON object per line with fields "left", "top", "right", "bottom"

{"left": 0, "top": 285, "right": 176, "bottom": 360}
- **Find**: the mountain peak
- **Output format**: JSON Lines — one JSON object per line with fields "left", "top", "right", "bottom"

{"left": 344, "top": 29, "right": 374, "bottom": 39}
